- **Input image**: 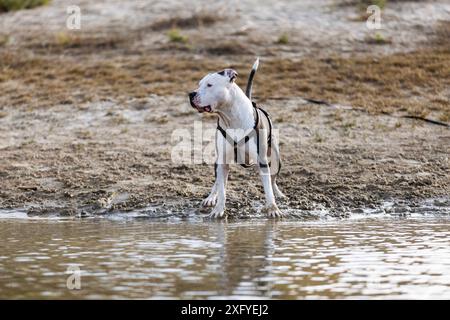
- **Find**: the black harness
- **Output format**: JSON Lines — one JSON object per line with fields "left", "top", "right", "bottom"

{"left": 216, "top": 102, "right": 272, "bottom": 169}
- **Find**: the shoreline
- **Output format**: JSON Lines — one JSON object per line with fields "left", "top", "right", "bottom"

{"left": 1, "top": 196, "right": 449, "bottom": 220}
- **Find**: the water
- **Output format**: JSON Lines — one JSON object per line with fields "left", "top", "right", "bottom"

{"left": 0, "top": 215, "right": 449, "bottom": 299}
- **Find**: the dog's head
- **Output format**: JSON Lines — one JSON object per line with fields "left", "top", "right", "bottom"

{"left": 188, "top": 69, "right": 238, "bottom": 113}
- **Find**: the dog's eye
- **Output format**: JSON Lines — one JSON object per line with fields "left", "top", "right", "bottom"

{"left": 207, "top": 84, "right": 213, "bottom": 87}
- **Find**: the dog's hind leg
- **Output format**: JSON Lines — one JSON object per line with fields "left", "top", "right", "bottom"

{"left": 272, "top": 175, "right": 285, "bottom": 199}
{"left": 258, "top": 163, "right": 283, "bottom": 218}
{"left": 202, "top": 181, "right": 218, "bottom": 207}
{"left": 269, "top": 141, "right": 286, "bottom": 199}
{"left": 255, "top": 134, "right": 282, "bottom": 218}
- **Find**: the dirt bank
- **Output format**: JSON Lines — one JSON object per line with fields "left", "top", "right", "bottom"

{"left": 0, "top": 95, "right": 448, "bottom": 218}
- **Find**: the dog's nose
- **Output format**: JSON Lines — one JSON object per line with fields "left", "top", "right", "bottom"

{"left": 188, "top": 91, "right": 196, "bottom": 100}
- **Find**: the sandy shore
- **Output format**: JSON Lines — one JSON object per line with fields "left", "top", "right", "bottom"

{"left": 0, "top": 0, "right": 449, "bottom": 217}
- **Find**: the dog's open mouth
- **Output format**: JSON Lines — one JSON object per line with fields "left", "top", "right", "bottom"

{"left": 196, "top": 105, "right": 212, "bottom": 113}
{"left": 190, "top": 99, "right": 212, "bottom": 113}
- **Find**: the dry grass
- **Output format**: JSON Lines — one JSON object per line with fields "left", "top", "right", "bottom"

{"left": 276, "top": 33, "right": 289, "bottom": 45}
{"left": 145, "top": 115, "right": 169, "bottom": 124}
{"left": 202, "top": 41, "right": 252, "bottom": 55}
{"left": 259, "top": 48, "right": 450, "bottom": 115}
{"left": 439, "top": 110, "right": 450, "bottom": 123}
{"left": 0, "top": 34, "right": 9, "bottom": 46}
{"left": 27, "top": 31, "right": 130, "bottom": 54}
{"left": 150, "top": 12, "right": 225, "bottom": 31}
{"left": 0, "top": 0, "right": 49, "bottom": 12}
{"left": 0, "top": 20, "right": 448, "bottom": 118}
{"left": 167, "top": 28, "right": 188, "bottom": 43}
{"left": 336, "top": 0, "right": 426, "bottom": 10}
{"left": 337, "top": 0, "right": 386, "bottom": 9}
{"left": 1, "top": 47, "right": 449, "bottom": 116}
{"left": 365, "top": 32, "right": 392, "bottom": 45}
{"left": 433, "top": 20, "right": 450, "bottom": 47}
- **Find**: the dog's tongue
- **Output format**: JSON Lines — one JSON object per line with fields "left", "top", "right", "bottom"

{"left": 204, "top": 106, "right": 211, "bottom": 112}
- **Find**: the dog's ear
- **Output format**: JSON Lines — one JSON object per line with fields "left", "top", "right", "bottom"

{"left": 218, "top": 69, "right": 238, "bottom": 82}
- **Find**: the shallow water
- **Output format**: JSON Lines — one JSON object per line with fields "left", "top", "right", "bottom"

{"left": 0, "top": 215, "right": 449, "bottom": 299}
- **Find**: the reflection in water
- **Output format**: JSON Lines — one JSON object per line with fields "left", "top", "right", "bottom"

{"left": 217, "top": 221, "right": 276, "bottom": 298}
{"left": 0, "top": 217, "right": 449, "bottom": 299}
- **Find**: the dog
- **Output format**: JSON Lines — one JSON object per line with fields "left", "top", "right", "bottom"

{"left": 188, "top": 58, "right": 285, "bottom": 218}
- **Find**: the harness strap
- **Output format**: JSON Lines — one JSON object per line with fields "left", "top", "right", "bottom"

{"left": 216, "top": 102, "right": 272, "bottom": 168}
{"left": 254, "top": 103, "right": 272, "bottom": 148}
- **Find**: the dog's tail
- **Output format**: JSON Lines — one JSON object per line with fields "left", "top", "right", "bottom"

{"left": 245, "top": 57, "right": 259, "bottom": 100}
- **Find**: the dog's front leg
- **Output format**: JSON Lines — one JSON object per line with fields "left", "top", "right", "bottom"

{"left": 202, "top": 164, "right": 218, "bottom": 207}
{"left": 209, "top": 163, "right": 229, "bottom": 219}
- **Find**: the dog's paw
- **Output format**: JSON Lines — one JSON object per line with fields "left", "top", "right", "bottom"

{"left": 209, "top": 206, "right": 225, "bottom": 219}
{"left": 202, "top": 194, "right": 217, "bottom": 207}
{"left": 262, "top": 204, "right": 283, "bottom": 218}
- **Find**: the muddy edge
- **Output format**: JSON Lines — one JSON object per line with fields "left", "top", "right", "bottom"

{"left": 0, "top": 0, "right": 449, "bottom": 217}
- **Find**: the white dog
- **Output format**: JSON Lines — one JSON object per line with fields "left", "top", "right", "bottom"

{"left": 189, "top": 59, "right": 285, "bottom": 218}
